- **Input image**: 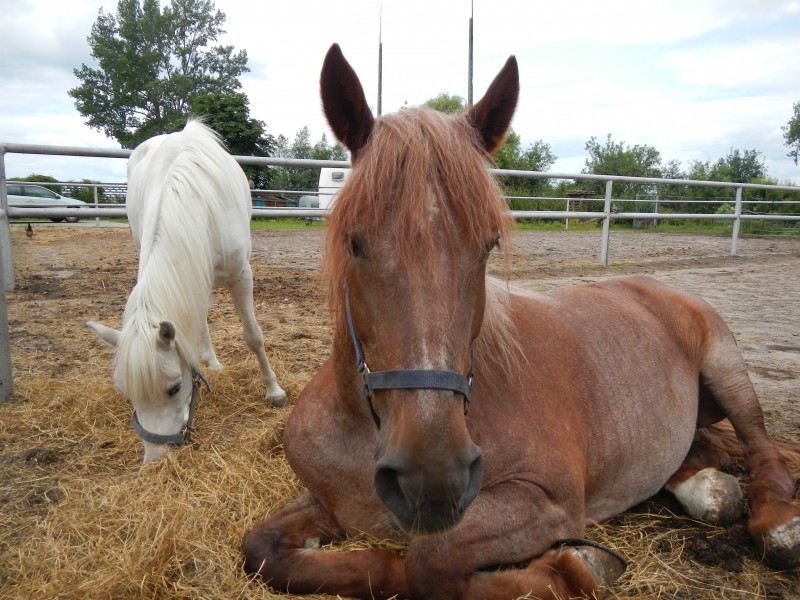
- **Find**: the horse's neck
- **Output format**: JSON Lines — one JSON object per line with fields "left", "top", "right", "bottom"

{"left": 126, "top": 241, "right": 213, "bottom": 357}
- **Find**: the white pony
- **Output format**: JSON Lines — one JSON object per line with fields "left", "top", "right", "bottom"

{"left": 88, "top": 120, "right": 287, "bottom": 463}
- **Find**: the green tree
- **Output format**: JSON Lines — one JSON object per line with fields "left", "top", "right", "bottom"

{"left": 582, "top": 134, "right": 662, "bottom": 199}
{"left": 271, "top": 128, "right": 347, "bottom": 192}
{"left": 494, "top": 129, "right": 557, "bottom": 202}
{"left": 191, "top": 92, "right": 275, "bottom": 188}
{"left": 680, "top": 149, "right": 767, "bottom": 212}
{"left": 783, "top": 101, "right": 800, "bottom": 165}
{"left": 70, "top": 0, "right": 249, "bottom": 148}
{"left": 424, "top": 93, "right": 466, "bottom": 115}
{"left": 713, "top": 148, "right": 766, "bottom": 183}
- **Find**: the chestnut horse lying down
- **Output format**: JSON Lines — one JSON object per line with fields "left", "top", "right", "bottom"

{"left": 244, "top": 44, "right": 800, "bottom": 599}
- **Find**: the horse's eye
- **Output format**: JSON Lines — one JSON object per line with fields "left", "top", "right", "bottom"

{"left": 483, "top": 235, "right": 500, "bottom": 257}
{"left": 350, "top": 236, "right": 365, "bottom": 258}
{"left": 167, "top": 383, "right": 182, "bottom": 397}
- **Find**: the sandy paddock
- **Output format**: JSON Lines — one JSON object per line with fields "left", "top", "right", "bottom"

{"left": 1, "top": 224, "right": 799, "bottom": 599}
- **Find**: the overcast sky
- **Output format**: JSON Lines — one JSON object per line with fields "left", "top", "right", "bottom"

{"left": 2, "top": 0, "right": 799, "bottom": 186}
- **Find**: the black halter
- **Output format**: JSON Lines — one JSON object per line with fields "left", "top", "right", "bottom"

{"left": 130, "top": 366, "right": 211, "bottom": 446}
{"left": 344, "top": 280, "right": 474, "bottom": 428}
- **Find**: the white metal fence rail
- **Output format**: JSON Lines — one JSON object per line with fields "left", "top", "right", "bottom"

{"left": 1, "top": 141, "right": 799, "bottom": 403}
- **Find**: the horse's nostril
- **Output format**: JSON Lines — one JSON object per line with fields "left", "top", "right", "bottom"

{"left": 465, "top": 449, "right": 484, "bottom": 506}
{"left": 374, "top": 464, "right": 409, "bottom": 518}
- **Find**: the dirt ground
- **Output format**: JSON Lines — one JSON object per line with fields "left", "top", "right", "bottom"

{"left": 1, "top": 223, "right": 799, "bottom": 599}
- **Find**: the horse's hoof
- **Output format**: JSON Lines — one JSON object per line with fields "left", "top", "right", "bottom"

{"left": 266, "top": 392, "right": 289, "bottom": 408}
{"left": 558, "top": 539, "right": 627, "bottom": 587}
{"left": 667, "top": 467, "right": 743, "bottom": 524}
{"left": 757, "top": 516, "right": 800, "bottom": 570}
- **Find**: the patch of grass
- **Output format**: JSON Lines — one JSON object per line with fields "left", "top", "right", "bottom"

{"left": 250, "top": 218, "right": 326, "bottom": 230}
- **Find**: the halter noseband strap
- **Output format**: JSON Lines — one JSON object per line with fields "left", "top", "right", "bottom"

{"left": 130, "top": 366, "right": 211, "bottom": 446}
{"left": 344, "top": 280, "right": 474, "bottom": 428}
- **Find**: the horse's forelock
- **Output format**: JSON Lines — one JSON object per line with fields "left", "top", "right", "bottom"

{"left": 115, "top": 311, "right": 194, "bottom": 406}
{"left": 324, "top": 108, "right": 512, "bottom": 306}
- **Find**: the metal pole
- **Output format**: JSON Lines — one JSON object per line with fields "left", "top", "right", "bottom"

{"left": 0, "top": 208, "right": 13, "bottom": 403}
{"left": 0, "top": 146, "right": 14, "bottom": 291}
{"left": 377, "top": 1, "right": 383, "bottom": 116}
{"left": 467, "top": 0, "right": 474, "bottom": 107}
{"left": 731, "top": 186, "right": 743, "bottom": 256}
{"left": 94, "top": 186, "right": 100, "bottom": 227}
{"left": 599, "top": 180, "right": 613, "bottom": 266}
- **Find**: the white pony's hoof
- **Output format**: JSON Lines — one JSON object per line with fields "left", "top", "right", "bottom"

{"left": 205, "top": 358, "right": 224, "bottom": 371}
{"left": 266, "top": 389, "right": 289, "bottom": 408}
{"left": 667, "top": 467, "right": 744, "bottom": 524}
{"left": 757, "top": 516, "right": 800, "bottom": 570}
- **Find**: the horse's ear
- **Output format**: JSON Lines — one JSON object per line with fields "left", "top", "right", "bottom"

{"left": 320, "top": 43, "right": 375, "bottom": 160}
{"left": 157, "top": 321, "right": 176, "bottom": 348}
{"left": 466, "top": 56, "right": 519, "bottom": 156}
{"left": 87, "top": 321, "right": 120, "bottom": 348}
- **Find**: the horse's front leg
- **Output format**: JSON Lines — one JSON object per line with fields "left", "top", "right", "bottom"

{"left": 404, "top": 480, "right": 626, "bottom": 600}
{"left": 243, "top": 492, "right": 408, "bottom": 598}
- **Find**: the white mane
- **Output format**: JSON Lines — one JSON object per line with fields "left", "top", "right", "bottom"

{"left": 116, "top": 120, "right": 250, "bottom": 402}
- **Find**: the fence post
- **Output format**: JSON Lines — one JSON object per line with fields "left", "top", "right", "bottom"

{"left": 0, "top": 146, "right": 14, "bottom": 292}
{"left": 0, "top": 208, "right": 13, "bottom": 403}
{"left": 94, "top": 186, "right": 100, "bottom": 227}
{"left": 731, "top": 186, "right": 743, "bottom": 256}
{"left": 599, "top": 180, "right": 613, "bottom": 266}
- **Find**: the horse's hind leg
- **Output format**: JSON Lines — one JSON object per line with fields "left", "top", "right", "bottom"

{"left": 694, "top": 337, "right": 800, "bottom": 569}
{"left": 665, "top": 433, "right": 744, "bottom": 524}
{"left": 228, "top": 263, "right": 288, "bottom": 407}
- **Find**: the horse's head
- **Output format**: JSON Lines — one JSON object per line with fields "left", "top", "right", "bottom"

{"left": 321, "top": 44, "right": 518, "bottom": 534}
{"left": 88, "top": 319, "right": 197, "bottom": 463}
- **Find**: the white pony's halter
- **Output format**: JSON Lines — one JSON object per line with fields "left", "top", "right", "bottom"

{"left": 130, "top": 366, "right": 211, "bottom": 446}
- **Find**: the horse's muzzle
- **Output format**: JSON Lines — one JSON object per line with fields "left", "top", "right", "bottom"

{"left": 374, "top": 443, "right": 484, "bottom": 534}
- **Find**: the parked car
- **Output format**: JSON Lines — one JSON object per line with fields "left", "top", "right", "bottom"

{"left": 4, "top": 184, "right": 87, "bottom": 222}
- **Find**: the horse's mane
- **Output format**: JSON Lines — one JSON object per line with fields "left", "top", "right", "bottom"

{"left": 116, "top": 120, "right": 248, "bottom": 401}
{"left": 324, "top": 107, "right": 522, "bottom": 374}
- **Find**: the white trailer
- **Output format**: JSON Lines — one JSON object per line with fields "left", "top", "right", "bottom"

{"left": 318, "top": 167, "right": 351, "bottom": 209}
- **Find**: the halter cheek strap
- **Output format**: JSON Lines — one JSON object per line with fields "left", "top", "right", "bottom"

{"left": 130, "top": 366, "right": 211, "bottom": 446}
{"left": 344, "top": 279, "right": 474, "bottom": 428}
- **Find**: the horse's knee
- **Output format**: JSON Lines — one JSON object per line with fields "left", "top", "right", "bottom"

{"left": 243, "top": 330, "right": 265, "bottom": 353}
{"left": 404, "top": 553, "right": 468, "bottom": 600}
{"left": 666, "top": 467, "right": 743, "bottom": 524}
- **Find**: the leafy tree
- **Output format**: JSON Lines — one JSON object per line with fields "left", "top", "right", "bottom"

{"left": 582, "top": 134, "right": 662, "bottom": 199}
{"left": 494, "top": 130, "right": 557, "bottom": 202}
{"left": 70, "top": 0, "right": 249, "bottom": 148}
{"left": 424, "top": 93, "right": 466, "bottom": 115}
{"left": 783, "top": 101, "right": 800, "bottom": 165}
{"left": 679, "top": 149, "right": 767, "bottom": 212}
{"left": 65, "top": 180, "right": 108, "bottom": 204}
{"left": 191, "top": 92, "right": 275, "bottom": 188}
{"left": 714, "top": 148, "right": 766, "bottom": 183}
{"left": 271, "top": 128, "right": 347, "bottom": 192}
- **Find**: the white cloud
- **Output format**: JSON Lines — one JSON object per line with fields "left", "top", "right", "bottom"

{"left": 1, "top": 0, "right": 798, "bottom": 184}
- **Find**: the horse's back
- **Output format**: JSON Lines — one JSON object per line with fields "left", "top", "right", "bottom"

{"left": 126, "top": 121, "right": 252, "bottom": 272}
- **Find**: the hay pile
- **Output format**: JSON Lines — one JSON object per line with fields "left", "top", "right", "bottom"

{"left": 1, "top": 227, "right": 798, "bottom": 600}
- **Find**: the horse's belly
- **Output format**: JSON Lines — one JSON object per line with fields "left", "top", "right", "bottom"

{"left": 583, "top": 371, "right": 699, "bottom": 522}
